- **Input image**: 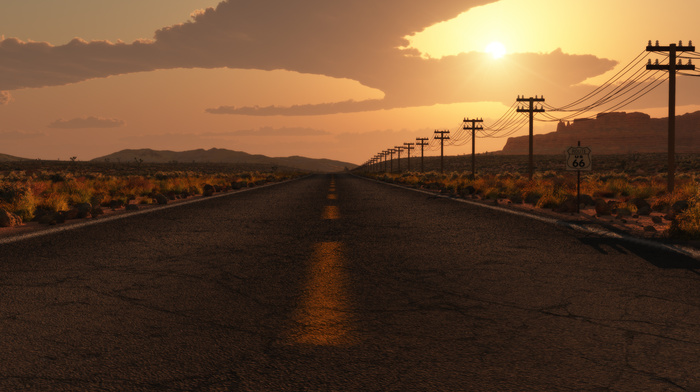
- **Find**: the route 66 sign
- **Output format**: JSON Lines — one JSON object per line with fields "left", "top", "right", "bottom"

{"left": 566, "top": 146, "right": 591, "bottom": 171}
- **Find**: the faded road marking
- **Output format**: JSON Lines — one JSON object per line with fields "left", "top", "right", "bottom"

{"left": 322, "top": 205, "right": 340, "bottom": 220}
{"left": 327, "top": 194, "right": 337, "bottom": 200}
{"left": 290, "top": 242, "right": 355, "bottom": 346}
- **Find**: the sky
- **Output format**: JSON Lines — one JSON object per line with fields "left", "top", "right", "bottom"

{"left": 1, "top": 0, "right": 699, "bottom": 164}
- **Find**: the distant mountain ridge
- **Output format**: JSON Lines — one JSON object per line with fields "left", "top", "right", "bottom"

{"left": 0, "top": 153, "right": 29, "bottom": 162}
{"left": 91, "top": 148, "right": 356, "bottom": 172}
{"left": 500, "top": 111, "right": 700, "bottom": 154}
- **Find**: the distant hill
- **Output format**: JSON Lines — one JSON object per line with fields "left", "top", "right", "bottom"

{"left": 91, "top": 148, "right": 357, "bottom": 172}
{"left": 499, "top": 111, "right": 700, "bottom": 154}
{"left": 0, "top": 153, "right": 29, "bottom": 162}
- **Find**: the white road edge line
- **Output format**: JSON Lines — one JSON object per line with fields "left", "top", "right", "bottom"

{"left": 356, "top": 174, "right": 700, "bottom": 260}
{"left": 0, "top": 176, "right": 306, "bottom": 245}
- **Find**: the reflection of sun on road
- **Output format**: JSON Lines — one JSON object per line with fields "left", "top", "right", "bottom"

{"left": 290, "top": 242, "right": 355, "bottom": 346}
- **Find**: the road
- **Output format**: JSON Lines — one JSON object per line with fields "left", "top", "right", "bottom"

{"left": 1, "top": 173, "right": 699, "bottom": 391}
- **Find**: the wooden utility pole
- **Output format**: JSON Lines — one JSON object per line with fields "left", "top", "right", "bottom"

{"left": 646, "top": 40, "right": 695, "bottom": 193}
{"left": 382, "top": 150, "right": 389, "bottom": 172}
{"left": 403, "top": 142, "right": 415, "bottom": 172}
{"left": 395, "top": 146, "right": 404, "bottom": 172}
{"left": 516, "top": 95, "right": 545, "bottom": 179}
{"left": 388, "top": 148, "right": 396, "bottom": 173}
{"left": 416, "top": 137, "right": 429, "bottom": 173}
{"left": 434, "top": 130, "right": 450, "bottom": 173}
{"left": 463, "top": 117, "right": 484, "bottom": 179}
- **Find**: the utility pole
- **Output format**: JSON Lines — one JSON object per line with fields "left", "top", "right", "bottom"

{"left": 395, "top": 146, "right": 404, "bottom": 172}
{"left": 416, "top": 137, "right": 429, "bottom": 173}
{"left": 403, "top": 142, "right": 415, "bottom": 172}
{"left": 434, "top": 130, "right": 451, "bottom": 174}
{"left": 646, "top": 40, "right": 695, "bottom": 193}
{"left": 382, "top": 150, "right": 389, "bottom": 172}
{"left": 463, "top": 117, "right": 484, "bottom": 179}
{"left": 388, "top": 148, "right": 396, "bottom": 173}
{"left": 516, "top": 95, "right": 545, "bottom": 180}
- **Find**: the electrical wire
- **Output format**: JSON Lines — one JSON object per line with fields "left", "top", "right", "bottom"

{"left": 363, "top": 48, "right": 690, "bottom": 166}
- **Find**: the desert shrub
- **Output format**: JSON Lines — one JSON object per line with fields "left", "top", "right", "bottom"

{"left": 536, "top": 192, "right": 564, "bottom": 209}
{"left": 37, "top": 193, "right": 69, "bottom": 212}
{"left": 670, "top": 190, "right": 700, "bottom": 239}
{"left": 524, "top": 190, "right": 543, "bottom": 205}
{"left": 11, "top": 191, "right": 36, "bottom": 221}
{"left": 482, "top": 187, "right": 500, "bottom": 200}
{"left": 0, "top": 183, "right": 26, "bottom": 204}
{"left": 606, "top": 178, "right": 634, "bottom": 197}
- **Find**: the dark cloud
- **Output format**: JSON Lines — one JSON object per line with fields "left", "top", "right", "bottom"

{"left": 0, "top": 0, "right": 631, "bottom": 114}
{"left": 48, "top": 116, "right": 125, "bottom": 129}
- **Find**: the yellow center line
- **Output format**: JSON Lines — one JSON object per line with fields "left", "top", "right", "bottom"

{"left": 327, "top": 194, "right": 337, "bottom": 200}
{"left": 289, "top": 242, "right": 355, "bottom": 346}
{"left": 322, "top": 205, "right": 340, "bottom": 219}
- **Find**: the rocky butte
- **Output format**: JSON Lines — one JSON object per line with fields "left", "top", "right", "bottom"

{"left": 499, "top": 111, "right": 700, "bottom": 154}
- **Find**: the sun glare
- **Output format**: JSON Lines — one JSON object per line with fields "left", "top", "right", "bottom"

{"left": 485, "top": 41, "right": 507, "bottom": 59}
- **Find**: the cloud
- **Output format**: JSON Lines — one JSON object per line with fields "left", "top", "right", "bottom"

{"left": 0, "top": 0, "right": 626, "bottom": 114}
{"left": 48, "top": 116, "right": 126, "bottom": 129}
{"left": 206, "top": 100, "right": 388, "bottom": 116}
{"left": 0, "top": 130, "right": 45, "bottom": 140}
{"left": 221, "top": 126, "right": 331, "bottom": 136}
{"left": 0, "top": 91, "right": 11, "bottom": 104}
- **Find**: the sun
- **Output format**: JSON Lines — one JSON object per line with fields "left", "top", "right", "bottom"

{"left": 485, "top": 41, "right": 507, "bottom": 59}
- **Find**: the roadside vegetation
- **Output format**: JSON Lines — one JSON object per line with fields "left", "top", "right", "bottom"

{"left": 361, "top": 153, "right": 700, "bottom": 240}
{"left": 0, "top": 161, "right": 304, "bottom": 227}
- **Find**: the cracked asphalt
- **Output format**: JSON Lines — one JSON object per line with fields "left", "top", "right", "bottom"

{"left": 1, "top": 173, "right": 699, "bottom": 391}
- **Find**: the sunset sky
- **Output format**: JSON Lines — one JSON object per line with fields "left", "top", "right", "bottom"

{"left": 1, "top": 0, "right": 699, "bottom": 164}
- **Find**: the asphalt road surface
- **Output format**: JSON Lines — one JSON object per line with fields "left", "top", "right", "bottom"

{"left": 1, "top": 173, "right": 699, "bottom": 391}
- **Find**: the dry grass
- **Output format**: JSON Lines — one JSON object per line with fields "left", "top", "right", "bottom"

{"left": 364, "top": 169, "right": 700, "bottom": 239}
{"left": 0, "top": 162, "right": 304, "bottom": 224}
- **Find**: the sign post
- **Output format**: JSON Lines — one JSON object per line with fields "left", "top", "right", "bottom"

{"left": 566, "top": 142, "right": 591, "bottom": 213}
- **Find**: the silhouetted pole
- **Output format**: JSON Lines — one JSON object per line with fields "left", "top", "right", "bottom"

{"left": 416, "top": 137, "right": 429, "bottom": 173}
{"left": 395, "top": 146, "right": 404, "bottom": 172}
{"left": 388, "top": 148, "right": 396, "bottom": 173}
{"left": 463, "top": 117, "right": 484, "bottom": 179}
{"left": 403, "top": 142, "right": 415, "bottom": 172}
{"left": 516, "top": 95, "right": 545, "bottom": 180}
{"left": 434, "top": 129, "right": 450, "bottom": 174}
{"left": 647, "top": 40, "right": 695, "bottom": 193}
{"left": 382, "top": 150, "right": 389, "bottom": 172}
